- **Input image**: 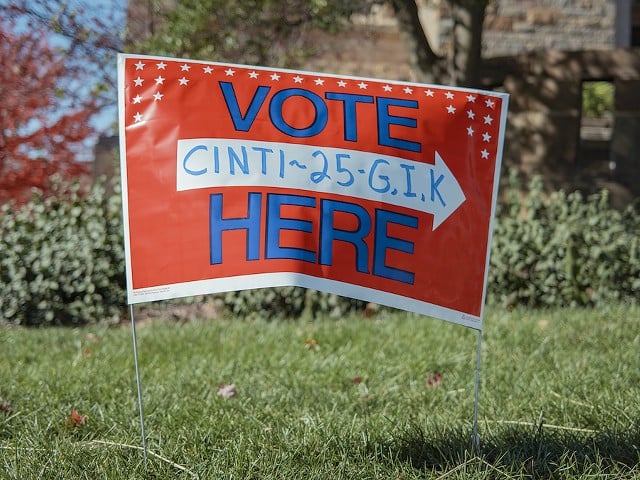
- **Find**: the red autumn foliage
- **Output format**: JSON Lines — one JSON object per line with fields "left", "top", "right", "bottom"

{"left": 0, "top": 18, "right": 98, "bottom": 204}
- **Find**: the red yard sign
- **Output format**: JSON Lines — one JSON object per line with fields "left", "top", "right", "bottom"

{"left": 118, "top": 54, "right": 508, "bottom": 329}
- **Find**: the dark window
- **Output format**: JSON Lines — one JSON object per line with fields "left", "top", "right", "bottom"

{"left": 580, "top": 81, "right": 614, "bottom": 142}
{"left": 578, "top": 80, "right": 615, "bottom": 173}
{"left": 633, "top": 1, "right": 640, "bottom": 46}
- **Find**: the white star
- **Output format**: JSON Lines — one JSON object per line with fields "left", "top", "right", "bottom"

{"left": 403, "top": 86, "right": 413, "bottom": 94}
{"left": 467, "top": 94, "right": 476, "bottom": 103}
{"left": 446, "top": 105, "right": 456, "bottom": 114}
{"left": 153, "top": 91, "right": 164, "bottom": 101}
{"left": 225, "top": 68, "right": 235, "bottom": 76}
{"left": 156, "top": 61, "right": 167, "bottom": 70}
{"left": 481, "top": 149, "right": 490, "bottom": 159}
{"left": 485, "top": 98, "right": 495, "bottom": 108}
{"left": 337, "top": 80, "right": 347, "bottom": 87}
{"left": 180, "top": 64, "right": 191, "bottom": 71}
{"left": 425, "top": 89, "right": 434, "bottom": 97}
{"left": 383, "top": 85, "right": 392, "bottom": 92}
{"left": 179, "top": 77, "right": 189, "bottom": 85}
{"left": 203, "top": 66, "right": 213, "bottom": 74}
{"left": 270, "top": 73, "right": 281, "bottom": 81}
{"left": 134, "top": 61, "right": 145, "bottom": 70}
{"left": 445, "top": 91, "right": 454, "bottom": 99}
{"left": 467, "top": 126, "right": 474, "bottom": 136}
{"left": 133, "top": 112, "right": 143, "bottom": 122}
{"left": 133, "top": 77, "right": 143, "bottom": 86}
{"left": 132, "top": 94, "right": 142, "bottom": 104}
{"left": 293, "top": 75, "right": 303, "bottom": 83}
{"left": 357, "top": 82, "right": 368, "bottom": 89}
{"left": 482, "top": 132, "right": 491, "bottom": 142}
{"left": 483, "top": 115, "right": 493, "bottom": 125}
{"left": 249, "top": 71, "right": 259, "bottom": 79}
{"left": 467, "top": 110, "right": 475, "bottom": 119}
{"left": 154, "top": 76, "right": 165, "bottom": 85}
{"left": 314, "top": 78, "right": 325, "bottom": 85}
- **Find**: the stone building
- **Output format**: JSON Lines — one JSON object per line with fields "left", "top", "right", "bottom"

{"left": 481, "top": 1, "right": 639, "bottom": 205}
{"left": 307, "top": 0, "right": 640, "bottom": 204}
{"left": 107, "top": 0, "right": 640, "bottom": 204}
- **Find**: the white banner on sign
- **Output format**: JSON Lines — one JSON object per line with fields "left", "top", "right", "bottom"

{"left": 177, "top": 138, "right": 466, "bottom": 229}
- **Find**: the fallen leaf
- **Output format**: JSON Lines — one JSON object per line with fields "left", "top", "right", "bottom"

{"left": 352, "top": 376, "right": 364, "bottom": 385}
{"left": 426, "top": 372, "right": 443, "bottom": 388}
{"left": 364, "top": 303, "right": 379, "bottom": 318}
{"left": 217, "top": 383, "right": 237, "bottom": 399}
{"left": 67, "top": 410, "right": 88, "bottom": 427}
{"left": 83, "top": 333, "right": 101, "bottom": 343}
{"left": 304, "top": 338, "right": 318, "bottom": 350}
{"left": 0, "top": 401, "right": 11, "bottom": 415}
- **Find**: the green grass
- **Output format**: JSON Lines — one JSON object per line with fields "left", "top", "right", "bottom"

{"left": 1, "top": 303, "right": 639, "bottom": 479}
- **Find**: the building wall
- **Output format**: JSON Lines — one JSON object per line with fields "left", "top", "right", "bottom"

{"left": 112, "top": 0, "right": 639, "bottom": 204}
{"left": 307, "top": 0, "right": 639, "bottom": 204}
{"left": 482, "top": 0, "right": 617, "bottom": 57}
{"left": 307, "top": 1, "right": 622, "bottom": 77}
{"left": 480, "top": 48, "right": 640, "bottom": 205}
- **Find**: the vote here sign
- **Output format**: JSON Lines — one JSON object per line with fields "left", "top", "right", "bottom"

{"left": 117, "top": 53, "right": 508, "bottom": 330}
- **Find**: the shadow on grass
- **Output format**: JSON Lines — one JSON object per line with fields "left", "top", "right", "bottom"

{"left": 372, "top": 422, "right": 640, "bottom": 477}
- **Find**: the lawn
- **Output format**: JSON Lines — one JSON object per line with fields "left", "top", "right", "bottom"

{"left": 1, "top": 302, "right": 639, "bottom": 479}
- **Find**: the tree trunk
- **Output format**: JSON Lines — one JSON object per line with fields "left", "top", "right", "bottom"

{"left": 390, "top": 0, "right": 448, "bottom": 84}
{"left": 451, "top": 0, "right": 486, "bottom": 87}
{"left": 391, "top": 0, "right": 486, "bottom": 87}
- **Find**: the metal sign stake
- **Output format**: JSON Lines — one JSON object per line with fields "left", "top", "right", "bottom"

{"left": 472, "top": 329, "right": 483, "bottom": 452}
{"left": 130, "top": 304, "right": 148, "bottom": 465}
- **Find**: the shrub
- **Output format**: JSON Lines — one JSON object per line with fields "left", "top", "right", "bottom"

{"left": 0, "top": 179, "right": 126, "bottom": 326}
{"left": 227, "top": 173, "right": 640, "bottom": 318}
{"left": 488, "top": 171, "right": 640, "bottom": 308}
{"left": 2, "top": 171, "right": 638, "bottom": 325}
{"left": 223, "top": 286, "right": 366, "bottom": 321}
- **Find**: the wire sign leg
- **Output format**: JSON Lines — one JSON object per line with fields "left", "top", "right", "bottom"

{"left": 472, "top": 329, "right": 483, "bottom": 452}
{"left": 130, "top": 304, "right": 148, "bottom": 464}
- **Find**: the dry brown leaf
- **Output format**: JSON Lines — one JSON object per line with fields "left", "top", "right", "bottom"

{"left": 217, "top": 383, "right": 237, "bottom": 399}
{"left": 426, "top": 372, "right": 443, "bottom": 388}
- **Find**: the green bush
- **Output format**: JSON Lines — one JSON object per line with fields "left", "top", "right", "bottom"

{"left": 1, "top": 172, "right": 638, "bottom": 325}
{"left": 223, "top": 286, "right": 366, "bottom": 321}
{"left": 228, "top": 173, "right": 640, "bottom": 318}
{"left": 488, "top": 171, "right": 640, "bottom": 308}
{"left": 0, "top": 179, "right": 126, "bottom": 326}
